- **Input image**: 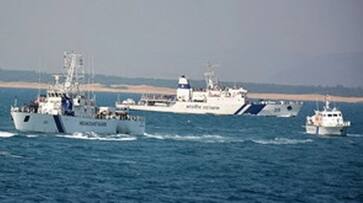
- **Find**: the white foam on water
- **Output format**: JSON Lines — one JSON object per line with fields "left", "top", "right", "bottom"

{"left": 56, "top": 132, "right": 137, "bottom": 142}
{"left": 347, "top": 133, "right": 363, "bottom": 138}
{"left": 144, "top": 132, "right": 242, "bottom": 143}
{"left": 0, "top": 151, "right": 23, "bottom": 158}
{"left": 143, "top": 132, "right": 166, "bottom": 140}
{"left": 25, "top": 134, "right": 39, "bottom": 138}
{"left": 251, "top": 137, "right": 313, "bottom": 145}
{"left": 0, "top": 131, "right": 16, "bottom": 138}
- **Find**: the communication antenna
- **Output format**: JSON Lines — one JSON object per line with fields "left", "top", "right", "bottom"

{"left": 86, "top": 55, "right": 90, "bottom": 100}
{"left": 91, "top": 55, "right": 95, "bottom": 100}
{"left": 63, "top": 51, "right": 84, "bottom": 95}
{"left": 204, "top": 62, "right": 220, "bottom": 90}
{"left": 13, "top": 96, "right": 18, "bottom": 107}
{"left": 37, "top": 58, "right": 41, "bottom": 98}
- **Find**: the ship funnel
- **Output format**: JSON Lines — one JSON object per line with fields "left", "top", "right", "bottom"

{"left": 177, "top": 75, "right": 191, "bottom": 89}
{"left": 177, "top": 75, "right": 192, "bottom": 101}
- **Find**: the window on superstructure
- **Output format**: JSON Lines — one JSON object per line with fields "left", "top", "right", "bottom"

{"left": 333, "top": 114, "right": 338, "bottom": 117}
{"left": 328, "top": 114, "right": 332, "bottom": 117}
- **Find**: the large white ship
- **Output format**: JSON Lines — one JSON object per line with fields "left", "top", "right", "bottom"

{"left": 118, "top": 65, "right": 303, "bottom": 117}
{"left": 11, "top": 52, "right": 145, "bottom": 135}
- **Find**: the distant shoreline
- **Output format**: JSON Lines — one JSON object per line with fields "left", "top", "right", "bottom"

{"left": 1, "top": 81, "right": 362, "bottom": 103}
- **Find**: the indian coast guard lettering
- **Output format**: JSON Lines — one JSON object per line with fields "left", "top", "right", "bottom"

{"left": 186, "top": 104, "right": 220, "bottom": 110}
{"left": 79, "top": 121, "right": 107, "bottom": 127}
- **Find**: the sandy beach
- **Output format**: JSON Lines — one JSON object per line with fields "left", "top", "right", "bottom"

{"left": 0, "top": 81, "right": 362, "bottom": 103}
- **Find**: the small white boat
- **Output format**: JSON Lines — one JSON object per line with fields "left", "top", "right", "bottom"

{"left": 305, "top": 97, "right": 350, "bottom": 136}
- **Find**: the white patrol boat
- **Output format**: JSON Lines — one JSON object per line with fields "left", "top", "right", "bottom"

{"left": 11, "top": 51, "right": 145, "bottom": 135}
{"left": 305, "top": 97, "right": 350, "bottom": 136}
{"left": 118, "top": 64, "right": 303, "bottom": 116}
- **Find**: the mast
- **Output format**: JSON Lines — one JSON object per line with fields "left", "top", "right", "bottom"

{"left": 37, "top": 66, "right": 41, "bottom": 98}
{"left": 204, "top": 63, "right": 220, "bottom": 90}
{"left": 324, "top": 95, "right": 331, "bottom": 110}
{"left": 63, "top": 51, "right": 84, "bottom": 95}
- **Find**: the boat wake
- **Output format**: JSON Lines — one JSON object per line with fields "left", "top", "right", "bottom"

{"left": 347, "top": 133, "right": 363, "bottom": 138}
{"left": 0, "top": 131, "right": 16, "bottom": 138}
{"left": 0, "top": 151, "right": 23, "bottom": 158}
{"left": 144, "top": 132, "right": 238, "bottom": 143}
{"left": 251, "top": 137, "right": 313, "bottom": 145}
{"left": 24, "top": 134, "right": 40, "bottom": 138}
{"left": 144, "top": 133, "right": 313, "bottom": 145}
{"left": 56, "top": 132, "right": 137, "bottom": 142}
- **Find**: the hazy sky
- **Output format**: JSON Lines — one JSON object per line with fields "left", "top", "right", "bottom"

{"left": 1, "top": 0, "right": 362, "bottom": 87}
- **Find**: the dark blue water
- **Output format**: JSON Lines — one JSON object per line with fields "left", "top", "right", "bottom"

{"left": 1, "top": 88, "right": 362, "bottom": 202}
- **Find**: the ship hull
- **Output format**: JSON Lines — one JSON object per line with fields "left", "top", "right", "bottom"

{"left": 245, "top": 103, "right": 303, "bottom": 117}
{"left": 128, "top": 102, "right": 302, "bottom": 117}
{"left": 305, "top": 125, "right": 347, "bottom": 136}
{"left": 11, "top": 112, "right": 145, "bottom": 135}
{"left": 129, "top": 101, "right": 248, "bottom": 115}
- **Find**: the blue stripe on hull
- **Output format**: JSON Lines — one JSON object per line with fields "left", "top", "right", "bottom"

{"left": 244, "top": 103, "right": 266, "bottom": 115}
{"left": 53, "top": 115, "right": 65, "bottom": 133}
{"left": 234, "top": 104, "right": 248, "bottom": 115}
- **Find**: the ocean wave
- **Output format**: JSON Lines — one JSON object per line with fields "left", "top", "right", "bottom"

{"left": 251, "top": 137, "right": 313, "bottom": 145}
{"left": 25, "top": 134, "right": 40, "bottom": 138}
{"left": 56, "top": 132, "right": 137, "bottom": 142}
{"left": 143, "top": 133, "right": 314, "bottom": 145}
{"left": 144, "top": 133, "right": 241, "bottom": 143}
{"left": 0, "top": 151, "right": 23, "bottom": 158}
{"left": 0, "top": 131, "right": 16, "bottom": 138}
{"left": 347, "top": 133, "right": 363, "bottom": 138}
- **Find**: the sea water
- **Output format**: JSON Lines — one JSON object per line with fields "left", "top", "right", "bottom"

{"left": 0, "top": 88, "right": 362, "bottom": 202}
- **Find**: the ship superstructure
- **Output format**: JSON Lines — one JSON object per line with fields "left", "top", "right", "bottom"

{"left": 11, "top": 52, "right": 145, "bottom": 135}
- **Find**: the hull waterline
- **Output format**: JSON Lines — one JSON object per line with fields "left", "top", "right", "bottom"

{"left": 11, "top": 112, "right": 145, "bottom": 135}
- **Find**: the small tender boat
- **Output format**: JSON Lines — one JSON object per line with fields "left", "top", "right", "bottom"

{"left": 305, "top": 97, "right": 350, "bottom": 136}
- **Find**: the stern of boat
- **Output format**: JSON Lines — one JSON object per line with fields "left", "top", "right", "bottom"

{"left": 117, "top": 116, "right": 145, "bottom": 135}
